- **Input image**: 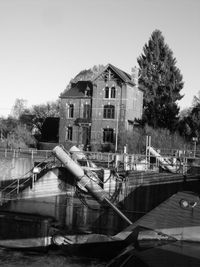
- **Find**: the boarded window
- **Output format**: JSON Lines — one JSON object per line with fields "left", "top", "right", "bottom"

{"left": 103, "top": 128, "right": 114, "bottom": 143}
{"left": 103, "top": 105, "right": 115, "bottom": 119}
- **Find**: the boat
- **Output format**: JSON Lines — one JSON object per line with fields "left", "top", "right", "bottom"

{"left": 0, "top": 211, "right": 54, "bottom": 250}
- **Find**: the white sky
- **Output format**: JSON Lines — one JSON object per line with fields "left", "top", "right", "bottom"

{"left": 0, "top": 0, "right": 199, "bottom": 117}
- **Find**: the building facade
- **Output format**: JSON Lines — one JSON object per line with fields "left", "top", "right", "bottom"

{"left": 59, "top": 64, "right": 143, "bottom": 152}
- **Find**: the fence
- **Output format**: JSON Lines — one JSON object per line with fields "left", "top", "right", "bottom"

{"left": 0, "top": 148, "right": 52, "bottom": 160}
{"left": 0, "top": 147, "right": 200, "bottom": 174}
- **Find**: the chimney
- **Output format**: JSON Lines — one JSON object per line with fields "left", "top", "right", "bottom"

{"left": 131, "top": 66, "right": 139, "bottom": 87}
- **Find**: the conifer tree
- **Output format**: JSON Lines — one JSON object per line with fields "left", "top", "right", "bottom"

{"left": 137, "top": 30, "right": 184, "bottom": 131}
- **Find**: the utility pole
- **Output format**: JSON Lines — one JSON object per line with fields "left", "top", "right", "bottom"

{"left": 115, "top": 104, "right": 120, "bottom": 153}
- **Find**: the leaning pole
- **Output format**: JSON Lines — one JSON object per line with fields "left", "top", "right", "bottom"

{"left": 52, "top": 145, "right": 132, "bottom": 226}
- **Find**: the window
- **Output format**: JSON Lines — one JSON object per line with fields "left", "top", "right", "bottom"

{"left": 104, "top": 86, "right": 116, "bottom": 99}
{"left": 103, "top": 128, "right": 114, "bottom": 143}
{"left": 77, "top": 159, "right": 88, "bottom": 167}
{"left": 103, "top": 105, "right": 115, "bottom": 119}
{"left": 85, "top": 88, "right": 91, "bottom": 97}
{"left": 68, "top": 104, "right": 74, "bottom": 118}
{"left": 83, "top": 104, "right": 91, "bottom": 119}
{"left": 110, "top": 86, "right": 116, "bottom": 98}
{"left": 67, "top": 126, "right": 73, "bottom": 141}
{"left": 105, "top": 86, "right": 109, "bottom": 98}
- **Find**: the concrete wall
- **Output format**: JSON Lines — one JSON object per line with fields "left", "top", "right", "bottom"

{"left": 57, "top": 171, "right": 200, "bottom": 235}
{"left": 0, "top": 157, "right": 32, "bottom": 181}
{"left": 2, "top": 162, "right": 200, "bottom": 237}
{"left": 59, "top": 97, "right": 92, "bottom": 146}
{"left": 0, "top": 211, "right": 52, "bottom": 248}
{"left": 5, "top": 169, "right": 67, "bottom": 222}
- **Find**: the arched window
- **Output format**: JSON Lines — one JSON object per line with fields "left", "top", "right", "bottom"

{"left": 111, "top": 86, "right": 116, "bottom": 98}
{"left": 105, "top": 86, "right": 109, "bottom": 98}
{"left": 103, "top": 105, "right": 115, "bottom": 119}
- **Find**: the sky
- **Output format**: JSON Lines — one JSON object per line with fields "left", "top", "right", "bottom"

{"left": 0, "top": 0, "right": 199, "bottom": 117}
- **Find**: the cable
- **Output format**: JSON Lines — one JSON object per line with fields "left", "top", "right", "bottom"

{"left": 75, "top": 185, "right": 100, "bottom": 211}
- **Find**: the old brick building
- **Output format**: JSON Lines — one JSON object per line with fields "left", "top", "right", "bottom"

{"left": 59, "top": 64, "right": 143, "bottom": 152}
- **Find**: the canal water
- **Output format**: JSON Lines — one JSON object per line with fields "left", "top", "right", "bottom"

{"left": 0, "top": 248, "right": 106, "bottom": 267}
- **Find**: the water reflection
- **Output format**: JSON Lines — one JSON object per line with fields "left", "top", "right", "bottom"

{"left": 0, "top": 248, "right": 106, "bottom": 267}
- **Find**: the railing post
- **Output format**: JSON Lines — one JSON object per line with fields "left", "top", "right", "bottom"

{"left": 131, "top": 155, "right": 134, "bottom": 170}
{"left": 0, "top": 191, "right": 2, "bottom": 205}
{"left": 185, "top": 157, "right": 188, "bottom": 174}
{"left": 17, "top": 179, "right": 19, "bottom": 194}
{"left": 32, "top": 174, "right": 35, "bottom": 188}
{"left": 108, "top": 153, "right": 110, "bottom": 168}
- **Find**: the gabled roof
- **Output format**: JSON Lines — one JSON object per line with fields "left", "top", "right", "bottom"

{"left": 60, "top": 64, "right": 136, "bottom": 99}
{"left": 92, "top": 63, "right": 135, "bottom": 86}
{"left": 60, "top": 80, "right": 93, "bottom": 98}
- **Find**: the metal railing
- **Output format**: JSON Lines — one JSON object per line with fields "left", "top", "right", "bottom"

{"left": 0, "top": 148, "right": 52, "bottom": 160}
{"left": 0, "top": 156, "right": 55, "bottom": 204}
{"left": 65, "top": 149, "right": 200, "bottom": 174}
{"left": 1, "top": 147, "right": 200, "bottom": 206}
{"left": 0, "top": 147, "right": 200, "bottom": 175}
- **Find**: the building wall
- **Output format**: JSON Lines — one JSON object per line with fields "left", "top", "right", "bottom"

{"left": 59, "top": 97, "right": 92, "bottom": 146}
{"left": 126, "top": 85, "right": 143, "bottom": 128}
{"left": 91, "top": 80, "right": 122, "bottom": 150}
{"left": 59, "top": 71, "right": 143, "bottom": 151}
